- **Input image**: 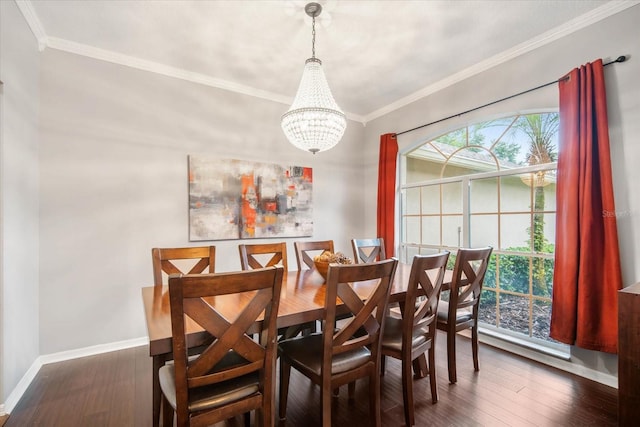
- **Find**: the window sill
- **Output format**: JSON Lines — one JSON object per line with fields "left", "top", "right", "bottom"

{"left": 477, "top": 326, "right": 570, "bottom": 360}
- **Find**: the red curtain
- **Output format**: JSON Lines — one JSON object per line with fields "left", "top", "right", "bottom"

{"left": 377, "top": 133, "right": 398, "bottom": 259}
{"left": 550, "top": 59, "right": 622, "bottom": 353}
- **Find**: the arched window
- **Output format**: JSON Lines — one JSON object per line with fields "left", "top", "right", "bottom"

{"left": 400, "top": 112, "right": 566, "bottom": 351}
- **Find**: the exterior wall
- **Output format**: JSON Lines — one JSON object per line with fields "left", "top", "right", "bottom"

{"left": 0, "top": 0, "right": 41, "bottom": 405}
{"left": 365, "top": 5, "right": 640, "bottom": 379}
{"left": 405, "top": 157, "right": 557, "bottom": 248}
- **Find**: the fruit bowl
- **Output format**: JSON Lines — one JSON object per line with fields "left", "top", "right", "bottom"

{"left": 313, "top": 251, "right": 353, "bottom": 280}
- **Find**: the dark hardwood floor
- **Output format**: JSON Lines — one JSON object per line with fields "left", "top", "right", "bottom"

{"left": 4, "top": 332, "right": 617, "bottom": 426}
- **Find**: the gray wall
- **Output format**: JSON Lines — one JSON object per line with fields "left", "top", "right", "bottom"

{"left": 0, "top": 1, "right": 41, "bottom": 403}
{"left": 364, "top": 5, "right": 640, "bottom": 377}
{"left": 37, "top": 49, "right": 366, "bottom": 354}
{"left": 3, "top": 0, "right": 639, "bottom": 407}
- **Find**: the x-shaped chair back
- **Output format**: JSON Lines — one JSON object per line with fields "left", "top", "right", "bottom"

{"left": 152, "top": 247, "right": 216, "bottom": 286}
{"left": 351, "top": 238, "right": 387, "bottom": 264}
{"left": 450, "top": 247, "right": 493, "bottom": 317}
{"left": 323, "top": 258, "right": 398, "bottom": 368}
{"left": 403, "top": 252, "right": 450, "bottom": 349}
{"left": 167, "top": 267, "right": 283, "bottom": 426}
{"left": 239, "top": 242, "right": 288, "bottom": 271}
{"left": 294, "top": 240, "right": 335, "bottom": 270}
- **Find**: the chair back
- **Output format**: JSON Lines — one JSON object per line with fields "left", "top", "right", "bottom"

{"left": 239, "top": 242, "right": 288, "bottom": 271}
{"left": 402, "top": 252, "right": 450, "bottom": 351}
{"left": 151, "top": 246, "right": 215, "bottom": 286}
{"left": 323, "top": 258, "right": 398, "bottom": 374}
{"left": 351, "top": 238, "right": 387, "bottom": 264}
{"left": 448, "top": 247, "right": 493, "bottom": 321}
{"left": 167, "top": 267, "right": 284, "bottom": 426}
{"left": 294, "top": 240, "right": 335, "bottom": 270}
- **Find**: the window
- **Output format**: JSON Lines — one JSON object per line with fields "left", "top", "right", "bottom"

{"left": 400, "top": 113, "right": 567, "bottom": 351}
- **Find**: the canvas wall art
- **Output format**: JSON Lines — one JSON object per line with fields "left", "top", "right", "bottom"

{"left": 188, "top": 156, "right": 313, "bottom": 241}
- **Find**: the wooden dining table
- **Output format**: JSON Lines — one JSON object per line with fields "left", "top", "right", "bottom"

{"left": 141, "top": 262, "right": 450, "bottom": 426}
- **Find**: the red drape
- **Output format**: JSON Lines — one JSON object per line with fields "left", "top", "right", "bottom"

{"left": 550, "top": 59, "right": 622, "bottom": 353}
{"left": 377, "top": 133, "right": 398, "bottom": 259}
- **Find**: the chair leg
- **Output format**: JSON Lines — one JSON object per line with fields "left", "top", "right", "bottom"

{"left": 321, "top": 382, "right": 333, "bottom": 427}
{"left": 472, "top": 324, "right": 480, "bottom": 371}
{"left": 447, "top": 329, "right": 457, "bottom": 384}
{"left": 348, "top": 381, "right": 356, "bottom": 400}
{"left": 244, "top": 411, "right": 251, "bottom": 427}
{"left": 412, "top": 354, "right": 428, "bottom": 379}
{"left": 428, "top": 346, "right": 438, "bottom": 403}
{"left": 402, "top": 356, "right": 415, "bottom": 426}
{"left": 153, "top": 355, "right": 165, "bottom": 427}
{"left": 161, "top": 394, "right": 174, "bottom": 427}
{"left": 279, "top": 361, "right": 291, "bottom": 420}
{"left": 369, "top": 372, "right": 382, "bottom": 427}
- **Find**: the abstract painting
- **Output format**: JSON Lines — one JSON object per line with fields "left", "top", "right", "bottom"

{"left": 188, "top": 156, "right": 313, "bottom": 241}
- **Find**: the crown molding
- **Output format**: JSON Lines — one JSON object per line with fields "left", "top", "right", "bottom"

{"left": 362, "top": 0, "right": 640, "bottom": 124}
{"left": 15, "top": 0, "right": 636, "bottom": 125}
{"left": 15, "top": 0, "right": 48, "bottom": 51}
{"left": 46, "top": 37, "right": 293, "bottom": 103}
{"left": 42, "top": 36, "right": 364, "bottom": 123}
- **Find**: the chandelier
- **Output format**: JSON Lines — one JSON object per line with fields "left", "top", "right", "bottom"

{"left": 281, "top": 2, "right": 346, "bottom": 154}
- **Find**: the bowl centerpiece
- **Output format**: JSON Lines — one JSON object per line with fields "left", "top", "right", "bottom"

{"left": 313, "top": 251, "right": 353, "bottom": 279}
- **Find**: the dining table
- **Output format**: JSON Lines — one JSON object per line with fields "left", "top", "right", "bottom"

{"left": 142, "top": 262, "right": 452, "bottom": 426}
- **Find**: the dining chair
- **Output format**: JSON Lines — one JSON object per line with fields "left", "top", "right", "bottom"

{"left": 436, "top": 246, "right": 493, "bottom": 384}
{"left": 150, "top": 246, "right": 216, "bottom": 426}
{"left": 151, "top": 246, "right": 216, "bottom": 286}
{"left": 380, "top": 252, "right": 449, "bottom": 426}
{"left": 351, "top": 237, "right": 387, "bottom": 263}
{"left": 239, "top": 242, "right": 288, "bottom": 271}
{"left": 352, "top": 238, "right": 396, "bottom": 319}
{"left": 239, "top": 242, "right": 311, "bottom": 340}
{"left": 294, "top": 240, "right": 335, "bottom": 270}
{"left": 160, "top": 266, "right": 284, "bottom": 427}
{"left": 278, "top": 258, "right": 399, "bottom": 427}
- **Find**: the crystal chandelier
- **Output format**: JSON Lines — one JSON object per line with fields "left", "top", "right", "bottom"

{"left": 281, "top": 2, "right": 346, "bottom": 154}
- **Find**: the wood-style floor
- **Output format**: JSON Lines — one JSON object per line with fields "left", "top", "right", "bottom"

{"left": 4, "top": 332, "right": 617, "bottom": 426}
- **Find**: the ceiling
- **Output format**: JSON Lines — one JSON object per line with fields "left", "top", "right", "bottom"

{"left": 19, "top": 0, "right": 634, "bottom": 122}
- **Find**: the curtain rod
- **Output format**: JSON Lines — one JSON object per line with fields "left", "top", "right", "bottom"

{"left": 395, "top": 55, "right": 628, "bottom": 137}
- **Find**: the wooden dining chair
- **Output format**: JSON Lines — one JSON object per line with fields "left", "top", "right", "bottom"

{"left": 351, "top": 238, "right": 387, "bottom": 264}
{"left": 294, "top": 240, "right": 335, "bottom": 270}
{"left": 239, "top": 242, "right": 288, "bottom": 271}
{"left": 278, "top": 258, "right": 399, "bottom": 427}
{"left": 160, "top": 266, "right": 284, "bottom": 427}
{"left": 436, "top": 246, "right": 493, "bottom": 384}
{"left": 152, "top": 246, "right": 216, "bottom": 286}
{"left": 150, "top": 246, "right": 216, "bottom": 426}
{"left": 239, "top": 242, "right": 311, "bottom": 340}
{"left": 380, "top": 252, "right": 449, "bottom": 426}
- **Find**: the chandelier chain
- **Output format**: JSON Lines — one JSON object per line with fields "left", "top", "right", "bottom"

{"left": 311, "top": 15, "right": 316, "bottom": 59}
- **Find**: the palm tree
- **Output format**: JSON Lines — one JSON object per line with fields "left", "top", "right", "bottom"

{"left": 515, "top": 114, "right": 559, "bottom": 296}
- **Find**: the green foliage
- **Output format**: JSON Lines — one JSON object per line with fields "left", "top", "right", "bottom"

{"left": 486, "top": 247, "right": 555, "bottom": 297}
{"left": 435, "top": 127, "right": 485, "bottom": 152}
{"left": 493, "top": 140, "right": 522, "bottom": 164}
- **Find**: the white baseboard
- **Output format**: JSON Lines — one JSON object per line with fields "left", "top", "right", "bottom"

{"left": 478, "top": 332, "right": 618, "bottom": 389}
{"left": 39, "top": 336, "right": 148, "bottom": 365}
{"left": 2, "top": 356, "right": 43, "bottom": 414}
{"left": 1, "top": 336, "right": 148, "bottom": 414}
